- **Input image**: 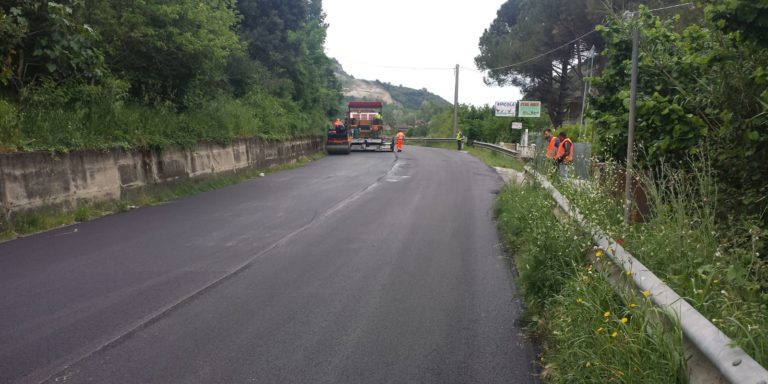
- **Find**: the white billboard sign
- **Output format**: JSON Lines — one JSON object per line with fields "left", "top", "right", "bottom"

{"left": 494, "top": 101, "right": 517, "bottom": 117}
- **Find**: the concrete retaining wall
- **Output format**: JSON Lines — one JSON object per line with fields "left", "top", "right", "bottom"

{"left": 0, "top": 137, "right": 323, "bottom": 221}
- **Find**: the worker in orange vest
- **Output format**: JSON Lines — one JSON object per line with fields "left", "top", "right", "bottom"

{"left": 555, "top": 131, "right": 573, "bottom": 179}
{"left": 396, "top": 130, "right": 405, "bottom": 152}
{"left": 334, "top": 118, "right": 342, "bottom": 129}
{"left": 544, "top": 129, "right": 559, "bottom": 159}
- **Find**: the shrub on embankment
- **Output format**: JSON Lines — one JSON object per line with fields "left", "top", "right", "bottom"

{"left": 555, "top": 158, "right": 768, "bottom": 368}
{"left": 495, "top": 182, "right": 687, "bottom": 383}
{"left": 0, "top": 0, "right": 340, "bottom": 153}
{"left": 0, "top": 84, "right": 323, "bottom": 152}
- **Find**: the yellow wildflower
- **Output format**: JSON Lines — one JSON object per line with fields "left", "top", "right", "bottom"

{"left": 595, "top": 249, "right": 604, "bottom": 258}
{"left": 629, "top": 303, "right": 638, "bottom": 308}
{"left": 642, "top": 290, "right": 651, "bottom": 298}
{"left": 576, "top": 298, "right": 583, "bottom": 304}
{"left": 621, "top": 317, "right": 628, "bottom": 325}
{"left": 603, "top": 311, "right": 611, "bottom": 318}
{"left": 611, "top": 331, "right": 618, "bottom": 337}
{"left": 596, "top": 327, "right": 604, "bottom": 333}
{"left": 626, "top": 271, "right": 633, "bottom": 277}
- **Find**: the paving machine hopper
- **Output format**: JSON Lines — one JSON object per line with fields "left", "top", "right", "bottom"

{"left": 346, "top": 101, "right": 394, "bottom": 152}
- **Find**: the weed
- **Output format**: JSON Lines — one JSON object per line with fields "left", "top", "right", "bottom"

{"left": 495, "top": 183, "right": 687, "bottom": 383}
{"left": 529, "top": 153, "right": 768, "bottom": 367}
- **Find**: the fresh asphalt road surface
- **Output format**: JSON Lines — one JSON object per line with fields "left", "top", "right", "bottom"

{"left": 0, "top": 146, "right": 537, "bottom": 384}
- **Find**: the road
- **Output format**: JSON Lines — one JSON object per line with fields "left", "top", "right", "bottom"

{"left": 0, "top": 146, "right": 537, "bottom": 384}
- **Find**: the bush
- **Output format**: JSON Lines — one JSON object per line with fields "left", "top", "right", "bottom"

{"left": 495, "top": 182, "right": 686, "bottom": 382}
{"left": 0, "top": 99, "right": 20, "bottom": 151}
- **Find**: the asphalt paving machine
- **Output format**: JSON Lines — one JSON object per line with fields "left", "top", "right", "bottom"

{"left": 345, "top": 101, "right": 394, "bottom": 152}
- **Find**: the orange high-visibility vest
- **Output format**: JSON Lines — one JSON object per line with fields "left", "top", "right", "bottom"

{"left": 556, "top": 138, "right": 573, "bottom": 163}
{"left": 546, "top": 136, "right": 557, "bottom": 159}
{"left": 334, "top": 119, "right": 342, "bottom": 127}
{"left": 396, "top": 132, "right": 405, "bottom": 142}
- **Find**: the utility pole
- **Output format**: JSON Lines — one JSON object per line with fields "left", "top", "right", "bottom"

{"left": 579, "top": 45, "right": 596, "bottom": 140}
{"left": 624, "top": 15, "right": 640, "bottom": 225}
{"left": 453, "top": 64, "right": 459, "bottom": 137}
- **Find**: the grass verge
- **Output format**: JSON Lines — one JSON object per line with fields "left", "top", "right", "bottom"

{"left": 1, "top": 152, "right": 325, "bottom": 241}
{"left": 495, "top": 183, "right": 687, "bottom": 383}
{"left": 458, "top": 147, "right": 687, "bottom": 382}
{"left": 545, "top": 158, "right": 768, "bottom": 367}
{"left": 407, "top": 140, "right": 525, "bottom": 171}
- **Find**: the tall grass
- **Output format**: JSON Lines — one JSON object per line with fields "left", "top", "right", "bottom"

{"left": 0, "top": 85, "right": 324, "bottom": 152}
{"left": 495, "top": 182, "right": 687, "bottom": 383}
{"left": 534, "top": 153, "right": 768, "bottom": 367}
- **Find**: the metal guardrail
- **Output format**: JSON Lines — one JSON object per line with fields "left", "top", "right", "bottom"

{"left": 473, "top": 141, "right": 519, "bottom": 157}
{"left": 523, "top": 166, "right": 768, "bottom": 384}
{"left": 459, "top": 141, "right": 768, "bottom": 383}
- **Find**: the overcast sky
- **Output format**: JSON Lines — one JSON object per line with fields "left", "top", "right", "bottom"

{"left": 323, "top": 0, "right": 522, "bottom": 106}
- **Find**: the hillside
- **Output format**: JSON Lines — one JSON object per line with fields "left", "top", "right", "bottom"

{"left": 332, "top": 60, "right": 450, "bottom": 109}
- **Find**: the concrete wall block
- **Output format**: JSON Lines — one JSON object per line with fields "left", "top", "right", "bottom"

{"left": 70, "top": 151, "right": 121, "bottom": 203}
{"left": 0, "top": 137, "right": 322, "bottom": 219}
{"left": 156, "top": 149, "right": 189, "bottom": 182}
{"left": 208, "top": 143, "right": 237, "bottom": 174}
{"left": 232, "top": 140, "right": 249, "bottom": 170}
{"left": 1, "top": 152, "right": 73, "bottom": 211}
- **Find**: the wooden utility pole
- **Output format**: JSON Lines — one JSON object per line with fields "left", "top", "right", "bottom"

{"left": 624, "top": 17, "right": 640, "bottom": 225}
{"left": 453, "top": 64, "right": 459, "bottom": 137}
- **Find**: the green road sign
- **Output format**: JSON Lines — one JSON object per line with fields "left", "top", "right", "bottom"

{"left": 518, "top": 101, "right": 541, "bottom": 118}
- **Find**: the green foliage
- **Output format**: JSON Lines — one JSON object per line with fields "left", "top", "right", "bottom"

{"left": 0, "top": 0, "right": 342, "bottom": 152}
{"left": 375, "top": 82, "right": 450, "bottom": 111}
{"left": 705, "top": 0, "right": 768, "bottom": 46}
{"left": 476, "top": 0, "right": 701, "bottom": 127}
{"left": 495, "top": 182, "right": 686, "bottom": 382}
{"left": 83, "top": 0, "right": 242, "bottom": 104}
{"left": 0, "top": 98, "right": 20, "bottom": 150}
{"left": 590, "top": 5, "right": 768, "bottom": 227}
{"left": 0, "top": 1, "right": 104, "bottom": 91}
{"left": 2, "top": 88, "right": 321, "bottom": 152}
{"left": 545, "top": 156, "right": 768, "bottom": 367}
{"left": 475, "top": 0, "right": 607, "bottom": 127}
{"left": 466, "top": 146, "right": 525, "bottom": 171}
{"left": 423, "top": 104, "right": 551, "bottom": 143}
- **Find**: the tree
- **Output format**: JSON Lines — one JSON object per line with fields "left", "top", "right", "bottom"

{"left": 475, "top": 0, "right": 604, "bottom": 127}
{"left": 82, "top": 0, "right": 242, "bottom": 105}
{"left": 0, "top": 1, "right": 104, "bottom": 96}
{"left": 236, "top": 0, "right": 340, "bottom": 118}
{"left": 590, "top": 5, "right": 768, "bottom": 224}
{"left": 475, "top": 0, "right": 694, "bottom": 127}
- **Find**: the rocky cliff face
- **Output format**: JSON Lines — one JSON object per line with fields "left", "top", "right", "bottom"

{"left": 333, "top": 60, "right": 396, "bottom": 104}
{"left": 332, "top": 60, "right": 449, "bottom": 109}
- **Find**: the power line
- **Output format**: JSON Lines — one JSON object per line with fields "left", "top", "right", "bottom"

{"left": 470, "top": 2, "right": 694, "bottom": 73}
{"left": 347, "top": 2, "right": 694, "bottom": 75}
{"left": 482, "top": 29, "right": 598, "bottom": 72}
